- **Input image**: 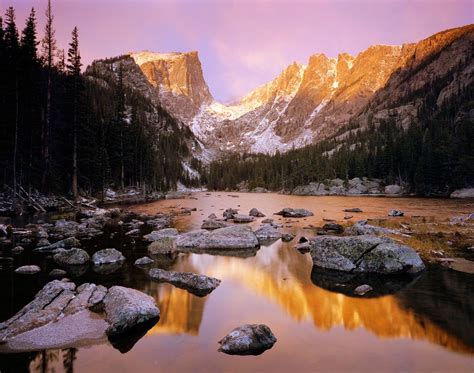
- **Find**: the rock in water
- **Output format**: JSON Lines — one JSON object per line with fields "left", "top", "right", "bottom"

{"left": 103, "top": 286, "right": 160, "bottom": 338}
{"left": 249, "top": 208, "right": 265, "bottom": 217}
{"left": 388, "top": 209, "right": 404, "bottom": 217}
{"left": 149, "top": 268, "right": 221, "bottom": 296}
{"left": 281, "top": 233, "right": 295, "bottom": 242}
{"left": 254, "top": 224, "right": 282, "bottom": 241}
{"left": 232, "top": 214, "right": 255, "bottom": 223}
{"left": 322, "top": 223, "right": 344, "bottom": 233}
{"left": 201, "top": 219, "right": 228, "bottom": 230}
{"left": 34, "top": 237, "right": 81, "bottom": 252}
{"left": 275, "top": 208, "right": 314, "bottom": 218}
{"left": 14, "top": 265, "right": 41, "bottom": 274}
{"left": 49, "top": 268, "right": 67, "bottom": 278}
{"left": 218, "top": 324, "right": 277, "bottom": 355}
{"left": 176, "top": 225, "right": 259, "bottom": 250}
{"left": 344, "top": 208, "right": 363, "bottom": 213}
{"left": 143, "top": 228, "right": 179, "bottom": 242}
{"left": 148, "top": 237, "right": 177, "bottom": 255}
{"left": 54, "top": 248, "right": 90, "bottom": 266}
{"left": 310, "top": 235, "right": 425, "bottom": 274}
{"left": 223, "top": 208, "right": 239, "bottom": 220}
{"left": 92, "top": 248, "right": 125, "bottom": 265}
{"left": 354, "top": 284, "right": 373, "bottom": 295}
{"left": 450, "top": 188, "right": 474, "bottom": 198}
{"left": 134, "top": 256, "right": 154, "bottom": 266}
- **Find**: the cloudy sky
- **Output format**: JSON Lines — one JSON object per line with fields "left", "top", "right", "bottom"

{"left": 10, "top": 0, "right": 473, "bottom": 102}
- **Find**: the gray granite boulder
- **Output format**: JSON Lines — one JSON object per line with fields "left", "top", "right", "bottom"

{"left": 275, "top": 208, "right": 313, "bottom": 218}
{"left": 254, "top": 224, "right": 282, "bottom": 241}
{"left": 218, "top": 324, "right": 277, "bottom": 355}
{"left": 103, "top": 286, "right": 160, "bottom": 338}
{"left": 310, "top": 235, "right": 424, "bottom": 274}
{"left": 201, "top": 219, "right": 228, "bottom": 230}
{"left": 149, "top": 268, "right": 221, "bottom": 296}
{"left": 176, "top": 225, "right": 259, "bottom": 250}
{"left": 249, "top": 208, "right": 265, "bottom": 217}
{"left": 134, "top": 256, "right": 154, "bottom": 266}
{"left": 92, "top": 248, "right": 125, "bottom": 265}
{"left": 54, "top": 248, "right": 90, "bottom": 266}
{"left": 143, "top": 228, "right": 179, "bottom": 242}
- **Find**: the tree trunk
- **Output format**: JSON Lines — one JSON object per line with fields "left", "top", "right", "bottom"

{"left": 13, "top": 74, "right": 19, "bottom": 199}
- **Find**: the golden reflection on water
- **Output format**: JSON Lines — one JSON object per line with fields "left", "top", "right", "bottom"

{"left": 131, "top": 193, "right": 474, "bottom": 356}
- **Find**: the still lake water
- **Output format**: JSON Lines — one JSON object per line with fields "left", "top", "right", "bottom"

{"left": 1, "top": 193, "right": 473, "bottom": 372}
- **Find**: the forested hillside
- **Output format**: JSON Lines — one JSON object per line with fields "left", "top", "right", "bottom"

{"left": 205, "top": 82, "right": 473, "bottom": 195}
{"left": 0, "top": 4, "right": 201, "bottom": 200}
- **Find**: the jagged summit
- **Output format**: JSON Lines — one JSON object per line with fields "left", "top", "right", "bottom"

{"left": 90, "top": 24, "right": 474, "bottom": 157}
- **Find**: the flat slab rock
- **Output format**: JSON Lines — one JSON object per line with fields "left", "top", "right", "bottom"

{"left": 149, "top": 268, "right": 221, "bottom": 297}
{"left": 218, "top": 324, "right": 277, "bottom": 355}
{"left": 275, "top": 208, "right": 314, "bottom": 218}
{"left": 92, "top": 248, "right": 125, "bottom": 265}
{"left": 0, "top": 280, "right": 159, "bottom": 352}
{"left": 310, "top": 235, "right": 425, "bottom": 274}
{"left": 176, "top": 225, "right": 259, "bottom": 251}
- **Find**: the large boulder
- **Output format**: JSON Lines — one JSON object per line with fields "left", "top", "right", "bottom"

{"left": 310, "top": 235, "right": 425, "bottom": 274}
{"left": 54, "top": 248, "right": 90, "bottom": 266}
{"left": 176, "top": 225, "right": 258, "bottom": 251}
{"left": 148, "top": 237, "right": 177, "bottom": 255}
{"left": 385, "top": 184, "right": 403, "bottom": 195}
{"left": 92, "top": 248, "right": 125, "bottom": 265}
{"left": 450, "top": 188, "right": 474, "bottom": 198}
{"left": 218, "top": 324, "right": 277, "bottom": 355}
{"left": 275, "top": 208, "right": 313, "bottom": 218}
{"left": 103, "top": 286, "right": 160, "bottom": 338}
{"left": 347, "top": 220, "right": 398, "bottom": 235}
{"left": 149, "top": 268, "right": 221, "bottom": 296}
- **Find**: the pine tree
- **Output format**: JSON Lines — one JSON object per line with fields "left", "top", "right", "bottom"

{"left": 67, "top": 26, "right": 82, "bottom": 200}
{"left": 41, "top": 0, "right": 56, "bottom": 191}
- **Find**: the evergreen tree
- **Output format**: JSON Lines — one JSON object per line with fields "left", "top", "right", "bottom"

{"left": 66, "top": 26, "right": 82, "bottom": 200}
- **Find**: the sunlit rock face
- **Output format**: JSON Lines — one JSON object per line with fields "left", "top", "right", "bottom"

{"left": 121, "top": 25, "right": 473, "bottom": 157}
{"left": 131, "top": 51, "right": 213, "bottom": 124}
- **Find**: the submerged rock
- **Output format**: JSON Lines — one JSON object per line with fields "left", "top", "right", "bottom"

{"left": 249, "top": 208, "right": 265, "bottom": 217}
{"left": 388, "top": 209, "right": 404, "bottom": 217}
{"left": 310, "top": 235, "right": 425, "bottom": 274}
{"left": 275, "top": 208, "right": 314, "bottom": 218}
{"left": 281, "top": 233, "right": 295, "bottom": 242}
{"left": 149, "top": 268, "right": 221, "bottom": 296}
{"left": 11, "top": 246, "right": 24, "bottom": 255}
{"left": 103, "top": 286, "right": 160, "bottom": 339}
{"left": 344, "top": 208, "right": 363, "bottom": 213}
{"left": 311, "top": 267, "right": 420, "bottom": 297}
{"left": 54, "top": 248, "right": 90, "bottom": 266}
{"left": 34, "top": 237, "right": 81, "bottom": 252}
{"left": 176, "top": 225, "right": 259, "bottom": 251}
{"left": 322, "top": 223, "right": 344, "bottom": 233}
{"left": 218, "top": 324, "right": 277, "bottom": 355}
{"left": 49, "top": 268, "right": 67, "bottom": 278}
{"left": 346, "top": 220, "right": 398, "bottom": 235}
{"left": 14, "top": 265, "right": 40, "bottom": 274}
{"left": 92, "top": 248, "right": 125, "bottom": 265}
{"left": 134, "top": 256, "right": 154, "bottom": 266}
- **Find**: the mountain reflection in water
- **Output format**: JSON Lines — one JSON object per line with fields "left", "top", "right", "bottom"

{"left": 145, "top": 239, "right": 473, "bottom": 355}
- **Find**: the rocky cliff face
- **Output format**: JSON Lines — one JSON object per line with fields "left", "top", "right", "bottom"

{"left": 90, "top": 25, "right": 473, "bottom": 158}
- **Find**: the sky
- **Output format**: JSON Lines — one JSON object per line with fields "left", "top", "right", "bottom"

{"left": 7, "top": 0, "right": 473, "bottom": 102}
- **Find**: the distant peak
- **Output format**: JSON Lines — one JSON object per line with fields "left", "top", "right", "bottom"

{"left": 130, "top": 50, "right": 199, "bottom": 66}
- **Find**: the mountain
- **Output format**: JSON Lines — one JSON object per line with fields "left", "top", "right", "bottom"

{"left": 89, "top": 25, "right": 473, "bottom": 159}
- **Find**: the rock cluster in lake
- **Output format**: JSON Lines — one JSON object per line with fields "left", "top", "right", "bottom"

{"left": 291, "top": 178, "right": 405, "bottom": 196}
{"left": 0, "top": 280, "right": 159, "bottom": 353}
